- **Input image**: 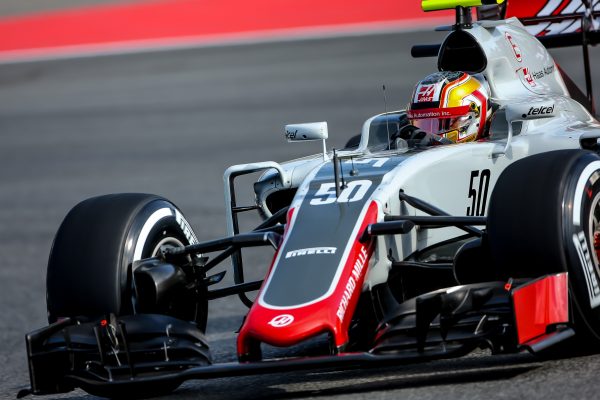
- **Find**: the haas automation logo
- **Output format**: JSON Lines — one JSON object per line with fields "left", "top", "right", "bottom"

{"left": 417, "top": 84, "right": 436, "bottom": 103}
{"left": 268, "top": 314, "right": 294, "bottom": 327}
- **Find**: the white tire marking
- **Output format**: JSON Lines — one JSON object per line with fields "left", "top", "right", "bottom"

{"left": 573, "top": 161, "right": 600, "bottom": 226}
{"left": 133, "top": 207, "right": 173, "bottom": 262}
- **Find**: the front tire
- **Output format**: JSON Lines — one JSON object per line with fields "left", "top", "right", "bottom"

{"left": 488, "top": 150, "right": 600, "bottom": 344}
{"left": 46, "top": 193, "right": 207, "bottom": 330}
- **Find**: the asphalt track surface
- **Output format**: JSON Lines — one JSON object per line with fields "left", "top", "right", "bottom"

{"left": 1, "top": 31, "right": 600, "bottom": 399}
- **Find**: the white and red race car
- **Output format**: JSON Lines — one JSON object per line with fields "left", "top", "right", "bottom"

{"left": 20, "top": 0, "right": 600, "bottom": 398}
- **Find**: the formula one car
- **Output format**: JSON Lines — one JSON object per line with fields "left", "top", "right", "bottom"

{"left": 20, "top": 0, "right": 600, "bottom": 398}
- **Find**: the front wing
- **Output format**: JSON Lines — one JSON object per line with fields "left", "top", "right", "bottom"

{"left": 20, "top": 273, "right": 572, "bottom": 398}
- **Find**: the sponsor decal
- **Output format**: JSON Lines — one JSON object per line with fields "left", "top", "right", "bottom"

{"left": 407, "top": 105, "right": 470, "bottom": 120}
{"left": 409, "top": 110, "right": 450, "bottom": 119}
{"left": 504, "top": 32, "right": 522, "bottom": 62}
{"left": 531, "top": 65, "right": 555, "bottom": 80}
{"left": 521, "top": 67, "right": 536, "bottom": 87}
{"left": 573, "top": 231, "right": 600, "bottom": 308}
{"left": 526, "top": 104, "right": 554, "bottom": 117}
{"left": 268, "top": 314, "right": 294, "bottom": 327}
{"left": 175, "top": 209, "right": 199, "bottom": 244}
{"left": 336, "top": 246, "right": 369, "bottom": 322}
{"left": 285, "top": 129, "right": 298, "bottom": 140}
{"left": 417, "top": 84, "right": 436, "bottom": 102}
{"left": 285, "top": 247, "right": 337, "bottom": 258}
{"left": 518, "top": 65, "right": 555, "bottom": 87}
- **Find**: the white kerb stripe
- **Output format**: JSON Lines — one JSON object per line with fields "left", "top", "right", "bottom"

{"left": 573, "top": 161, "right": 600, "bottom": 226}
{"left": 133, "top": 208, "right": 173, "bottom": 261}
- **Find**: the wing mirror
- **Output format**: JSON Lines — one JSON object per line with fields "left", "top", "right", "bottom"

{"left": 284, "top": 122, "right": 328, "bottom": 141}
{"left": 284, "top": 121, "right": 329, "bottom": 160}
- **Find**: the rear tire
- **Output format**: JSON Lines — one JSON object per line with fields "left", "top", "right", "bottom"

{"left": 46, "top": 193, "right": 207, "bottom": 331}
{"left": 488, "top": 149, "right": 600, "bottom": 345}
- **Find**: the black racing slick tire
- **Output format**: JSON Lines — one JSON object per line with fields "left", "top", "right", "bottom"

{"left": 46, "top": 193, "right": 207, "bottom": 330}
{"left": 488, "top": 149, "right": 600, "bottom": 342}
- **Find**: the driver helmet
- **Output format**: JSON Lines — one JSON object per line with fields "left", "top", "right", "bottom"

{"left": 407, "top": 71, "right": 491, "bottom": 143}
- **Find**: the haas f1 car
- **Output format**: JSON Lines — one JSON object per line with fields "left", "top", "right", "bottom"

{"left": 20, "top": 0, "right": 600, "bottom": 398}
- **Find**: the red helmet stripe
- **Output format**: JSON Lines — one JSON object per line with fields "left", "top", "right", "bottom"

{"left": 471, "top": 89, "right": 488, "bottom": 138}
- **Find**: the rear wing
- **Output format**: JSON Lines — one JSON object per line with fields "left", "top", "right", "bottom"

{"left": 504, "top": 0, "right": 600, "bottom": 37}
{"left": 415, "top": 0, "right": 599, "bottom": 115}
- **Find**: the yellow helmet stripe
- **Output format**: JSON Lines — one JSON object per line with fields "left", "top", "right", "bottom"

{"left": 444, "top": 76, "right": 481, "bottom": 108}
{"left": 439, "top": 73, "right": 466, "bottom": 107}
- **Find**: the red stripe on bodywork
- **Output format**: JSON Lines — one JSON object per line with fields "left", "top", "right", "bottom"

{"left": 512, "top": 273, "right": 569, "bottom": 345}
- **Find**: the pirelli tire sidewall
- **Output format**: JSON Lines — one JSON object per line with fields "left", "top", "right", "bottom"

{"left": 563, "top": 153, "right": 600, "bottom": 338}
{"left": 46, "top": 194, "right": 205, "bottom": 328}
